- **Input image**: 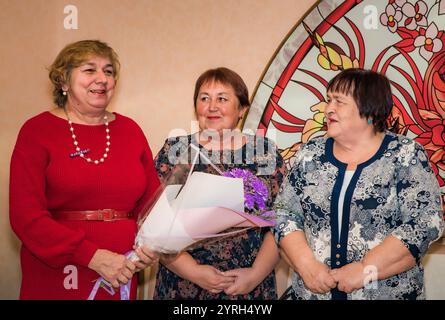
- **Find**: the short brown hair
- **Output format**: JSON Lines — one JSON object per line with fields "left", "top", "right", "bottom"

{"left": 193, "top": 67, "right": 249, "bottom": 109}
{"left": 327, "top": 68, "right": 393, "bottom": 133}
{"left": 48, "top": 40, "right": 120, "bottom": 108}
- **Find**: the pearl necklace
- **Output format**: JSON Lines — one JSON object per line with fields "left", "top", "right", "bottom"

{"left": 66, "top": 113, "right": 111, "bottom": 165}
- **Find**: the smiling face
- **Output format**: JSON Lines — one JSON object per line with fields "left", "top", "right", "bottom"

{"left": 195, "top": 80, "right": 247, "bottom": 133}
{"left": 325, "top": 90, "right": 369, "bottom": 141}
{"left": 63, "top": 55, "right": 116, "bottom": 113}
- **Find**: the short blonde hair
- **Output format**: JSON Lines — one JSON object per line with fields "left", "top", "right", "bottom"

{"left": 48, "top": 40, "right": 120, "bottom": 108}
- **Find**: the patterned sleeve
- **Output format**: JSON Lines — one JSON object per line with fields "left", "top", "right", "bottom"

{"left": 263, "top": 138, "right": 287, "bottom": 203}
{"left": 154, "top": 138, "right": 174, "bottom": 183}
{"left": 272, "top": 145, "right": 307, "bottom": 245}
{"left": 391, "top": 141, "right": 445, "bottom": 263}
{"left": 154, "top": 136, "right": 190, "bottom": 184}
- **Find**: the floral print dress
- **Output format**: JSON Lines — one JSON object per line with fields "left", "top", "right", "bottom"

{"left": 152, "top": 134, "right": 285, "bottom": 300}
{"left": 273, "top": 132, "right": 444, "bottom": 300}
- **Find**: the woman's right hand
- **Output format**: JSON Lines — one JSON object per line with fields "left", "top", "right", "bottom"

{"left": 88, "top": 249, "right": 135, "bottom": 288}
{"left": 190, "top": 265, "right": 236, "bottom": 294}
{"left": 299, "top": 259, "right": 337, "bottom": 294}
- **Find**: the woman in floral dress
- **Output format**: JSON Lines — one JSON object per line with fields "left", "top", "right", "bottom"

{"left": 153, "top": 67, "right": 286, "bottom": 299}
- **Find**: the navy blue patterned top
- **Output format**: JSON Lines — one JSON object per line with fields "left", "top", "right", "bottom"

{"left": 273, "top": 132, "right": 444, "bottom": 300}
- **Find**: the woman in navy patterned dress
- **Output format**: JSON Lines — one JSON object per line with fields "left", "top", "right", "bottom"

{"left": 274, "top": 69, "right": 444, "bottom": 300}
{"left": 153, "top": 68, "right": 286, "bottom": 299}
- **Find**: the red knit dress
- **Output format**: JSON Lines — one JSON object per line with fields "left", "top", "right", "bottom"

{"left": 9, "top": 112, "right": 160, "bottom": 300}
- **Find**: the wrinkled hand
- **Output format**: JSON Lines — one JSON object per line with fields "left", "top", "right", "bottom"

{"left": 88, "top": 249, "right": 136, "bottom": 288}
{"left": 222, "top": 268, "right": 259, "bottom": 296}
{"left": 191, "top": 265, "right": 236, "bottom": 294}
{"left": 299, "top": 259, "right": 337, "bottom": 294}
{"left": 330, "top": 262, "right": 366, "bottom": 293}
{"left": 132, "top": 246, "right": 160, "bottom": 272}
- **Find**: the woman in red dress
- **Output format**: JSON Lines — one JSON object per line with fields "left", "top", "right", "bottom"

{"left": 9, "top": 40, "right": 160, "bottom": 299}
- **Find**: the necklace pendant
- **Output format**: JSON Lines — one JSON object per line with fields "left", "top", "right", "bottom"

{"left": 70, "top": 148, "right": 91, "bottom": 158}
{"left": 65, "top": 111, "right": 110, "bottom": 165}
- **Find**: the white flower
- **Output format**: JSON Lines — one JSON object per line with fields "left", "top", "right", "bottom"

{"left": 402, "top": 0, "right": 428, "bottom": 30}
{"left": 414, "top": 22, "right": 443, "bottom": 61}
{"left": 380, "top": 4, "right": 403, "bottom": 33}
{"left": 392, "top": 0, "right": 408, "bottom": 8}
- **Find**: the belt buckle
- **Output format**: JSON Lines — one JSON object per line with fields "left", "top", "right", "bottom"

{"left": 98, "top": 209, "right": 116, "bottom": 221}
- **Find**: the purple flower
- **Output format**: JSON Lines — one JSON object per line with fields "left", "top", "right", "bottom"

{"left": 223, "top": 168, "right": 269, "bottom": 214}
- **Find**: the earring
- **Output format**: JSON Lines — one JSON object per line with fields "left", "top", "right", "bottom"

{"left": 367, "top": 118, "right": 373, "bottom": 125}
{"left": 62, "top": 91, "right": 67, "bottom": 96}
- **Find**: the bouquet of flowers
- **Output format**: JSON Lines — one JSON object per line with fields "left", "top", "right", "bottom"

{"left": 132, "top": 143, "right": 276, "bottom": 254}
{"left": 88, "top": 144, "right": 276, "bottom": 300}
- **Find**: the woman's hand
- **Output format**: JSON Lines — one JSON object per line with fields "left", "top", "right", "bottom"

{"left": 330, "top": 262, "right": 366, "bottom": 293}
{"left": 222, "top": 268, "right": 260, "bottom": 296}
{"left": 280, "top": 231, "right": 336, "bottom": 294}
{"left": 88, "top": 249, "right": 136, "bottom": 288}
{"left": 190, "top": 265, "right": 236, "bottom": 294}
{"left": 132, "top": 246, "right": 160, "bottom": 272}
{"left": 299, "top": 259, "right": 337, "bottom": 294}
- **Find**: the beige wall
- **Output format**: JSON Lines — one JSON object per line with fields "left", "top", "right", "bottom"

{"left": 0, "top": 0, "right": 315, "bottom": 299}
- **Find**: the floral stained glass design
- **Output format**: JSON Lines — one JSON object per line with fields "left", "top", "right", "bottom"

{"left": 243, "top": 0, "right": 445, "bottom": 216}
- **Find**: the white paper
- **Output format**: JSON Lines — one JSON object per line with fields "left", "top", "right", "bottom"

{"left": 176, "top": 172, "right": 244, "bottom": 211}
{"left": 135, "top": 172, "right": 246, "bottom": 253}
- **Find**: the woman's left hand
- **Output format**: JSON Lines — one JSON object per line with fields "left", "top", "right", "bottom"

{"left": 132, "top": 246, "right": 160, "bottom": 272}
{"left": 329, "top": 262, "right": 366, "bottom": 293}
{"left": 222, "top": 268, "right": 259, "bottom": 296}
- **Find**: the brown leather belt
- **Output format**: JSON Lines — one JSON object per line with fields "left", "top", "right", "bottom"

{"left": 52, "top": 209, "right": 133, "bottom": 221}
